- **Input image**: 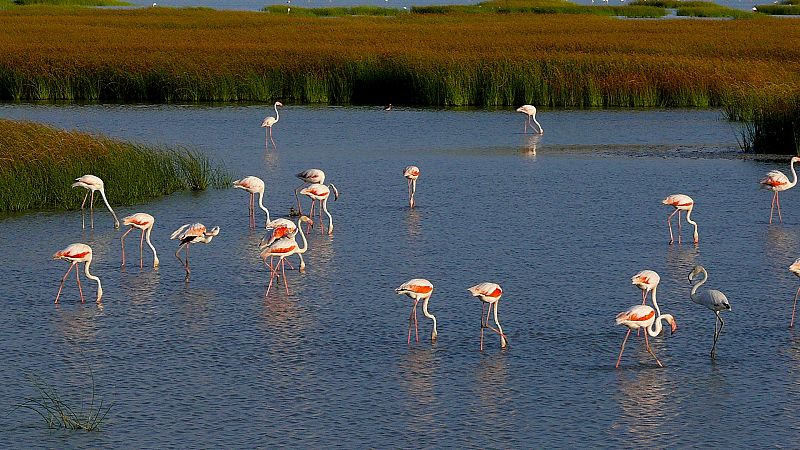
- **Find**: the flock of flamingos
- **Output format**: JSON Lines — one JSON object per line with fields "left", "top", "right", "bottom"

{"left": 49, "top": 104, "right": 800, "bottom": 365}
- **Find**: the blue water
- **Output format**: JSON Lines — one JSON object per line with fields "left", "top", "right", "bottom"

{"left": 1, "top": 104, "right": 799, "bottom": 447}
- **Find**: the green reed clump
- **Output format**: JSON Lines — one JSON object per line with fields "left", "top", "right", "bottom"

{"left": 412, "top": 1, "right": 666, "bottom": 17}
{"left": 753, "top": 3, "right": 800, "bottom": 14}
{"left": 13, "top": 0, "right": 128, "bottom": 5}
{"left": 14, "top": 371, "right": 112, "bottom": 432}
{"left": 676, "top": 5, "right": 751, "bottom": 17}
{"left": 724, "top": 89, "right": 800, "bottom": 154}
{"left": 0, "top": 119, "right": 231, "bottom": 212}
{"left": 263, "top": 5, "right": 404, "bottom": 16}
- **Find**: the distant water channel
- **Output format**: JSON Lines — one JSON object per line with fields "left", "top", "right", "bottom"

{"left": 1, "top": 104, "right": 799, "bottom": 447}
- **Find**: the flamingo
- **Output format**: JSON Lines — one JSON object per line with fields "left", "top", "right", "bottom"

{"left": 688, "top": 265, "right": 731, "bottom": 358}
{"left": 615, "top": 304, "right": 677, "bottom": 368}
{"left": 395, "top": 278, "right": 438, "bottom": 344}
{"left": 790, "top": 259, "right": 800, "bottom": 327}
{"left": 467, "top": 282, "right": 507, "bottom": 350}
{"left": 403, "top": 165, "right": 419, "bottom": 208}
{"left": 662, "top": 194, "right": 698, "bottom": 244}
{"left": 53, "top": 243, "right": 103, "bottom": 303}
{"left": 260, "top": 217, "right": 306, "bottom": 272}
{"left": 261, "top": 101, "right": 283, "bottom": 146}
{"left": 233, "top": 176, "right": 270, "bottom": 229}
{"left": 120, "top": 213, "right": 159, "bottom": 268}
{"left": 299, "top": 183, "right": 339, "bottom": 235}
{"left": 515, "top": 104, "right": 543, "bottom": 135}
{"left": 760, "top": 156, "right": 800, "bottom": 224}
{"left": 170, "top": 223, "right": 220, "bottom": 281}
{"left": 632, "top": 270, "right": 660, "bottom": 305}
{"left": 260, "top": 215, "right": 311, "bottom": 296}
{"left": 71, "top": 174, "right": 120, "bottom": 229}
{"left": 294, "top": 168, "right": 326, "bottom": 215}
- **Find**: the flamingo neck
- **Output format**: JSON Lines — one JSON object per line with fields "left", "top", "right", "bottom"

{"left": 651, "top": 285, "right": 661, "bottom": 317}
{"left": 790, "top": 159, "right": 799, "bottom": 188}
{"left": 84, "top": 258, "right": 103, "bottom": 301}
{"left": 647, "top": 313, "right": 673, "bottom": 337}
{"left": 257, "top": 190, "right": 270, "bottom": 225}
{"left": 532, "top": 115, "right": 543, "bottom": 134}
{"left": 690, "top": 268, "right": 708, "bottom": 302}
{"left": 493, "top": 300, "right": 507, "bottom": 347}
{"left": 685, "top": 207, "right": 699, "bottom": 241}
{"left": 322, "top": 197, "right": 333, "bottom": 234}
{"left": 296, "top": 217, "right": 308, "bottom": 253}
{"left": 145, "top": 228, "right": 159, "bottom": 267}
{"left": 98, "top": 188, "right": 120, "bottom": 228}
{"left": 422, "top": 295, "right": 437, "bottom": 341}
{"left": 274, "top": 103, "right": 280, "bottom": 122}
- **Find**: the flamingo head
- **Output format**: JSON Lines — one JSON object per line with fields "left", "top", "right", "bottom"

{"left": 330, "top": 183, "right": 340, "bottom": 201}
{"left": 789, "top": 258, "right": 800, "bottom": 276}
{"left": 299, "top": 215, "right": 313, "bottom": 228}
{"left": 666, "top": 315, "right": 678, "bottom": 334}
{"left": 688, "top": 265, "right": 704, "bottom": 283}
{"left": 275, "top": 101, "right": 283, "bottom": 107}
{"left": 207, "top": 226, "right": 221, "bottom": 237}
{"left": 792, "top": 156, "right": 800, "bottom": 163}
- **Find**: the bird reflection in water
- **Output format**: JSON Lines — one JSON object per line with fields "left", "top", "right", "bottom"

{"left": 120, "top": 269, "right": 161, "bottom": 308}
{"left": 405, "top": 208, "right": 422, "bottom": 241}
{"left": 474, "top": 353, "right": 512, "bottom": 423}
{"left": 397, "top": 348, "right": 440, "bottom": 437}
{"left": 173, "top": 286, "right": 215, "bottom": 334}
{"left": 260, "top": 292, "right": 312, "bottom": 348}
{"left": 765, "top": 226, "right": 800, "bottom": 268}
{"left": 611, "top": 366, "right": 672, "bottom": 444}
{"left": 522, "top": 134, "right": 541, "bottom": 158}
{"left": 665, "top": 242, "right": 699, "bottom": 275}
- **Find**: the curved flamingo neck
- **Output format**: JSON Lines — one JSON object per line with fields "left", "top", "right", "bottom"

{"left": 651, "top": 285, "right": 661, "bottom": 317}
{"left": 532, "top": 115, "right": 543, "bottom": 134}
{"left": 296, "top": 217, "right": 308, "bottom": 253}
{"left": 145, "top": 228, "right": 159, "bottom": 266}
{"left": 690, "top": 268, "right": 708, "bottom": 301}
{"left": 422, "top": 295, "right": 437, "bottom": 340}
{"left": 257, "top": 190, "right": 270, "bottom": 225}
{"left": 789, "top": 159, "right": 799, "bottom": 188}
{"left": 493, "top": 300, "right": 507, "bottom": 347}
{"left": 98, "top": 188, "right": 120, "bottom": 228}
{"left": 274, "top": 103, "right": 280, "bottom": 123}
{"left": 84, "top": 258, "right": 103, "bottom": 300}
{"left": 685, "top": 207, "right": 699, "bottom": 241}
{"left": 647, "top": 314, "right": 673, "bottom": 337}
{"left": 322, "top": 197, "right": 333, "bottom": 234}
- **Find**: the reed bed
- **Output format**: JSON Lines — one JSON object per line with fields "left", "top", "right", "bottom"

{"left": 0, "top": 119, "right": 230, "bottom": 212}
{"left": 753, "top": 3, "right": 800, "bottom": 14}
{"left": 13, "top": 0, "right": 128, "bottom": 6}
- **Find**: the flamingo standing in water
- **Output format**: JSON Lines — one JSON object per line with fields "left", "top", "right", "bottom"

{"left": 632, "top": 270, "right": 660, "bottom": 305}
{"left": 760, "top": 156, "right": 800, "bottom": 224}
{"left": 515, "top": 105, "right": 543, "bottom": 135}
{"left": 261, "top": 215, "right": 311, "bottom": 296}
{"left": 790, "top": 259, "right": 800, "bottom": 327}
{"left": 120, "top": 213, "right": 159, "bottom": 268}
{"left": 403, "top": 165, "right": 419, "bottom": 208}
{"left": 260, "top": 217, "right": 308, "bottom": 272}
{"left": 53, "top": 243, "right": 103, "bottom": 303}
{"left": 395, "top": 278, "right": 438, "bottom": 344}
{"left": 468, "top": 282, "right": 508, "bottom": 350}
{"left": 71, "top": 175, "right": 120, "bottom": 229}
{"left": 615, "top": 304, "right": 677, "bottom": 368}
{"left": 233, "top": 176, "right": 271, "bottom": 229}
{"left": 300, "top": 183, "right": 339, "bottom": 235}
{"left": 294, "top": 169, "right": 326, "bottom": 215}
{"left": 261, "top": 101, "right": 283, "bottom": 147}
{"left": 170, "top": 223, "right": 220, "bottom": 281}
{"left": 688, "top": 265, "right": 731, "bottom": 358}
{"left": 662, "top": 194, "right": 698, "bottom": 244}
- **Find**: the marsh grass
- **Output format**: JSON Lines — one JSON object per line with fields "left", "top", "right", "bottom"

{"left": 725, "top": 90, "right": 800, "bottom": 154}
{"left": 0, "top": 119, "right": 231, "bottom": 212}
{"left": 753, "top": 3, "right": 800, "bottom": 14}
{"left": 412, "top": 0, "right": 667, "bottom": 17}
{"left": 264, "top": 5, "right": 404, "bottom": 16}
{"left": 13, "top": 369, "right": 113, "bottom": 431}
{"left": 13, "top": 0, "right": 129, "bottom": 5}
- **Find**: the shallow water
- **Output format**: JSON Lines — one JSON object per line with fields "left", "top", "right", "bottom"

{"left": 1, "top": 104, "right": 799, "bottom": 447}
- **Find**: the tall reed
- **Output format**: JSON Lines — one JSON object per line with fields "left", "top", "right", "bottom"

{"left": 0, "top": 119, "right": 231, "bottom": 212}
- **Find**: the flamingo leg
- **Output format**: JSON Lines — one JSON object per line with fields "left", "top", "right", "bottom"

{"left": 615, "top": 329, "right": 631, "bottom": 368}
{"left": 407, "top": 179, "right": 412, "bottom": 207}
{"left": 265, "top": 260, "right": 277, "bottom": 297}
{"left": 75, "top": 263, "right": 84, "bottom": 303}
{"left": 414, "top": 301, "right": 420, "bottom": 343}
{"left": 791, "top": 286, "right": 800, "bottom": 327}
{"left": 139, "top": 229, "right": 145, "bottom": 268}
{"left": 120, "top": 227, "right": 134, "bottom": 267}
{"left": 643, "top": 331, "right": 663, "bottom": 367}
{"left": 294, "top": 186, "right": 304, "bottom": 215}
{"left": 480, "top": 302, "right": 487, "bottom": 351}
{"left": 522, "top": 116, "right": 527, "bottom": 134}
{"left": 677, "top": 210, "right": 682, "bottom": 244}
{"left": 80, "top": 191, "right": 89, "bottom": 229}
{"left": 777, "top": 191, "right": 784, "bottom": 224}
{"left": 282, "top": 258, "right": 289, "bottom": 295}
{"left": 408, "top": 299, "right": 419, "bottom": 345}
{"left": 55, "top": 262, "right": 77, "bottom": 304}
{"left": 89, "top": 190, "right": 95, "bottom": 229}
{"left": 770, "top": 191, "right": 777, "bottom": 224}
{"left": 712, "top": 312, "right": 724, "bottom": 358}
{"left": 666, "top": 209, "right": 679, "bottom": 244}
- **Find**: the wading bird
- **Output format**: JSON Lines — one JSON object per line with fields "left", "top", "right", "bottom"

{"left": 688, "top": 265, "right": 731, "bottom": 358}
{"left": 120, "top": 213, "right": 159, "bottom": 268}
{"left": 233, "top": 176, "right": 270, "bottom": 229}
{"left": 261, "top": 101, "right": 283, "bottom": 146}
{"left": 260, "top": 218, "right": 298, "bottom": 248}
{"left": 467, "top": 282, "right": 507, "bottom": 350}
{"left": 71, "top": 174, "right": 120, "bottom": 229}
{"left": 760, "top": 156, "right": 800, "bottom": 224}
{"left": 170, "top": 223, "right": 220, "bottom": 281}
{"left": 515, "top": 104, "right": 543, "bottom": 134}
{"left": 395, "top": 278, "right": 438, "bottom": 344}
{"left": 403, "top": 165, "right": 419, "bottom": 208}
{"left": 294, "top": 169, "right": 326, "bottom": 215}
{"left": 615, "top": 304, "right": 677, "bottom": 368}
{"left": 53, "top": 243, "right": 103, "bottom": 303}
{"left": 261, "top": 216, "right": 311, "bottom": 296}
{"left": 790, "top": 259, "right": 800, "bottom": 327}
{"left": 662, "top": 194, "right": 698, "bottom": 244}
{"left": 300, "top": 183, "right": 339, "bottom": 235}
{"left": 632, "top": 270, "right": 660, "bottom": 305}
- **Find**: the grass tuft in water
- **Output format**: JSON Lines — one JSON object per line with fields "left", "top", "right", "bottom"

{"left": 0, "top": 119, "right": 232, "bottom": 212}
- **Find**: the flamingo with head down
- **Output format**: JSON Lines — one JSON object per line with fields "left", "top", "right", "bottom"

{"left": 467, "top": 282, "right": 508, "bottom": 350}
{"left": 53, "top": 243, "right": 103, "bottom": 303}
{"left": 662, "top": 194, "right": 698, "bottom": 244}
{"left": 170, "top": 223, "right": 220, "bottom": 281}
{"left": 71, "top": 174, "right": 120, "bottom": 229}
{"left": 300, "top": 183, "right": 339, "bottom": 235}
{"left": 396, "top": 278, "right": 438, "bottom": 344}
{"left": 515, "top": 105, "right": 543, "bottom": 135}
{"left": 234, "top": 176, "right": 270, "bottom": 229}
{"left": 120, "top": 213, "right": 159, "bottom": 268}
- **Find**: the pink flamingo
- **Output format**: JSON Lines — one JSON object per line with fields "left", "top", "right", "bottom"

{"left": 467, "top": 282, "right": 508, "bottom": 350}
{"left": 615, "top": 303, "right": 677, "bottom": 368}
{"left": 395, "top": 278, "right": 438, "bottom": 344}
{"left": 261, "top": 101, "right": 283, "bottom": 147}
{"left": 789, "top": 259, "right": 800, "bottom": 327}
{"left": 120, "top": 213, "right": 159, "bottom": 268}
{"left": 300, "top": 183, "right": 339, "bottom": 235}
{"left": 261, "top": 215, "right": 311, "bottom": 296}
{"left": 760, "top": 156, "right": 800, "bottom": 224}
{"left": 403, "top": 165, "right": 419, "bottom": 208}
{"left": 294, "top": 169, "right": 326, "bottom": 215}
{"left": 71, "top": 174, "right": 120, "bottom": 229}
{"left": 53, "top": 243, "right": 103, "bottom": 303}
{"left": 662, "top": 194, "right": 698, "bottom": 244}
{"left": 260, "top": 218, "right": 307, "bottom": 272}
{"left": 631, "top": 270, "right": 660, "bottom": 305}
{"left": 233, "top": 176, "right": 270, "bottom": 229}
{"left": 170, "top": 223, "right": 220, "bottom": 281}
{"left": 515, "top": 104, "right": 543, "bottom": 134}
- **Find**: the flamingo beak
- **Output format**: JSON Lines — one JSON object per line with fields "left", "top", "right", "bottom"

{"left": 670, "top": 320, "right": 678, "bottom": 334}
